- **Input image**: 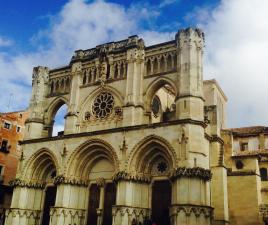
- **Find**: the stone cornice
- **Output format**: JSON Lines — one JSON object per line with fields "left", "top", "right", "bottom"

{"left": 21, "top": 119, "right": 207, "bottom": 145}
{"left": 25, "top": 118, "right": 43, "bottom": 124}
{"left": 9, "top": 178, "right": 46, "bottom": 189}
{"left": 169, "top": 167, "right": 212, "bottom": 181}
{"left": 205, "top": 133, "right": 224, "bottom": 145}
{"left": 53, "top": 175, "right": 88, "bottom": 187}
{"left": 227, "top": 169, "right": 257, "bottom": 176}
{"left": 112, "top": 171, "right": 152, "bottom": 183}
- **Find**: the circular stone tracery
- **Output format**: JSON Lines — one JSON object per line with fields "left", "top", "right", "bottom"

{"left": 92, "top": 92, "right": 115, "bottom": 119}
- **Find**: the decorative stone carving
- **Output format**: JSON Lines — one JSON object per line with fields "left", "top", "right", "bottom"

{"left": 71, "top": 36, "right": 144, "bottom": 61}
{"left": 113, "top": 171, "right": 151, "bottom": 183}
{"left": 169, "top": 167, "right": 212, "bottom": 181}
{"left": 9, "top": 178, "right": 46, "bottom": 189}
{"left": 53, "top": 175, "right": 88, "bottom": 187}
{"left": 170, "top": 204, "right": 213, "bottom": 218}
{"left": 112, "top": 206, "right": 150, "bottom": 218}
{"left": 50, "top": 207, "right": 85, "bottom": 225}
{"left": 5, "top": 208, "right": 41, "bottom": 219}
{"left": 96, "top": 177, "right": 106, "bottom": 187}
{"left": 179, "top": 125, "right": 188, "bottom": 160}
{"left": 114, "top": 106, "right": 123, "bottom": 117}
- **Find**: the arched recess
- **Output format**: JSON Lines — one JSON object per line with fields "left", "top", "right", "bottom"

{"left": 127, "top": 135, "right": 177, "bottom": 175}
{"left": 44, "top": 96, "right": 69, "bottom": 137}
{"left": 144, "top": 77, "right": 177, "bottom": 123}
{"left": 23, "top": 148, "right": 59, "bottom": 181}
{"left": 66, "top": 139, "right": 119, "bottom": 180}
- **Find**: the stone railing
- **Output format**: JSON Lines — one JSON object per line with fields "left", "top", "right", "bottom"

{"left": 145, "top": 51, "right": 177, "bottom": 77}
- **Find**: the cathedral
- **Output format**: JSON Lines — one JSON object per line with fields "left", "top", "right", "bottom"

{"left": 4, "top": 27, "right": 268, "bottom": 225}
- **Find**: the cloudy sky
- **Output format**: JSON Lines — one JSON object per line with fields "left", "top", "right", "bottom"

{"left": 0, "top": 0, "right": 267, "bottom": 129}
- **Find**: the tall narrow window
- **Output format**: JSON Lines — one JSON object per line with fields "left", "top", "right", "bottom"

{"left": 260, "top": 168, "right": 268, "bottom": 181}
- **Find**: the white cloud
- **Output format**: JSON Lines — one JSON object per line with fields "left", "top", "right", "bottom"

{"left": 159, "top": 0, "right": 179, "bottom": 8}
{"left": 0, "top": 37, "right": 13, "bottom": 47}
{"left": 193, "top": 0, "right": 268, "bottom": 127}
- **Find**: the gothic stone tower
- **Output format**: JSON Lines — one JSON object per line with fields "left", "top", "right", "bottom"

{"left": 5, "top": 28, "right": 214, "bottom": 225}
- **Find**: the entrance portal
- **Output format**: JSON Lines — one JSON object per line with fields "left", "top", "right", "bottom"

{"left": 41, "top": 186, "right": 57, "bottom": 225}
{"left": 87, "top": 184, "right": 100, "bottom": 225}
{"left": 152, "top": 180, "right": 171, "bottom": 225}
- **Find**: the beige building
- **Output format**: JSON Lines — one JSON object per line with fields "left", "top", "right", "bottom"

{"left": 4, "top": 27, "right": 268, "bottom": 225}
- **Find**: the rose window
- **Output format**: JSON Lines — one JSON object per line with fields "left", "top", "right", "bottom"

{"left": 92, "top": 92, "right": 114, "bottom": 119}
{"left": 157, "top": 162, "right": 168, "bottom": 173}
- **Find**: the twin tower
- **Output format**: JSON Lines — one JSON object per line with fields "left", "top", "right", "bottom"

{"left": 5, "top": 28, "right": 227, "bottom": 225}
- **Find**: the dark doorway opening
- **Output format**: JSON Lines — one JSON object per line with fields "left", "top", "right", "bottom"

{"left": 41, "top": 186, "right": 57, "bottom": 225}
{"left": 87, "top": 184, "right": 100, "bottom": 225}
{"left": 151, "top": 180, "right": 171, "bottom": 225}
{"left": 103, "top": 183, "right": 116, "bottom": 225}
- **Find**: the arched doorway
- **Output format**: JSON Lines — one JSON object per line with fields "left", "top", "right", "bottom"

{"left": 151, "top": 180, "right": 171, "bottom": 225}
{"left": 24, "top": 150, "right": 58, "bottom": 225}
{"left": 128, "top": 135, "right": 176, "bottom": 225}
{"left": 67, "top": 140, "right": 118, "bottom": 225}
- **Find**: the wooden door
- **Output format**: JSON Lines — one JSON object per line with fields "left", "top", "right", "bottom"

{"left": 41, "top": 186, "right": 57, "bottom": 225}
{"left": 103, "top": 183, "right": 116, "bottom": 225}
{"left": 87, "top": 184, "right": 100, "bottom": 225}
{"left": 151, "top": 180, "right": 171, "bottom": 225}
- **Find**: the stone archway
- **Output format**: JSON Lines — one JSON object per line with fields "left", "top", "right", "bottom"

{"left": 123, "top": 135, "right": 177, "bottom": 225}
{"left": 5, "top": 149, "right": 59, "bottom": 225}
{"left": 66, "top": 139, "right": 119, "bottom": 225}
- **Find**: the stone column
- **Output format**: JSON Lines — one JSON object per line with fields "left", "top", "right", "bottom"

{"left": 96, "top": 178, "right": 105, "bottom": 225}
{"left": 5, "top": 181, "right": 46, "bottom": 225}
{"left": 50, "top": 177, "right": 88, "bottom": 225}
{"left": 64, "top": 62, "right": 82, "bottom": 135}
{"left": 169, "top": 168, "right": 213, "bottom": 225}
{"left": 123, "top": 36, "right": 145, "bottom": 127}
{"left": 112, "top": 172, "right": 150, "bottom": 225}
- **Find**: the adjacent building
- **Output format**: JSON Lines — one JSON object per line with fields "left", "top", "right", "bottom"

{"left": 0, "top": 111, "right": 28, "bottom": 224}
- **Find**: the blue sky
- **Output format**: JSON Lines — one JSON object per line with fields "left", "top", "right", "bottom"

{"left": 0, "top": 0, "right": 268, "bottom": 128}
{"left": 0, "top": 0, "right": 218, "bottom": 52}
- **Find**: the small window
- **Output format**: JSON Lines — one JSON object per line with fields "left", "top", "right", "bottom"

{"left": 240, "top": 142, "right": 248, "bottom": 151}
{"left": 3, "top": 122, "right": 11, "bottom": 130}
{"left": 236, "top": 160, "right": 244, "bottom": 169}
{"left": 0, "top": 140, "right": 9, "bottom": 152}
{"left": 260, "top": 168, "right": 268, "bottom": 181}
{"left": 16, "top": 126, "right": 21, "bottom": 132}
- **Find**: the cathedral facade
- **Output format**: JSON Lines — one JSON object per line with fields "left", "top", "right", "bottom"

{"left": 4, "top": 27, "right": 268, "bottom": 225}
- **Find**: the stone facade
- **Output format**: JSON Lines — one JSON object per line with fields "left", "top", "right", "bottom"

{"left": 5, "top": 27, "right": 266, "bottom": 225}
